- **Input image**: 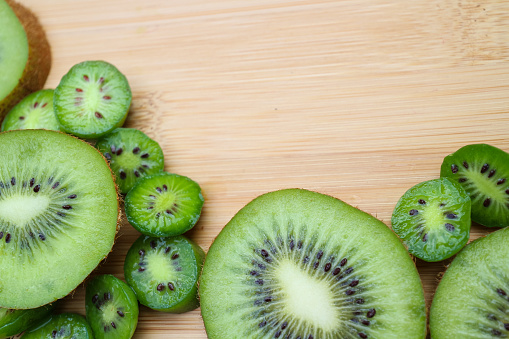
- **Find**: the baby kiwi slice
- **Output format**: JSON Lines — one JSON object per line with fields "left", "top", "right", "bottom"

{"left": 0, "top": 130, "right": 119, "bottom": 309}
{"left": 96, "top": 128, "right": 164, "bottom": 194}
{"left": 0, "top": 303, "right": 55, "bottom": 338}
{"left": 22, "top": 313, "right": 93, "bottom": 339}
{"left": 1, "top": 89, "right": 59, "bottom": 131}
{"left": 430, "top": 227, "right": 509, "bottom": 338}
{"left": 54, "top": 60, "right": 131, "bottom": 139}
{"left": 441, "top": 144, "right": 509, "bottom": 227}
{"left": 85, "top": 274, "right": 139, "bottom": 339}
{"left": 125, "top": 172, "right": 204, "bottom": 237}
{"left": 124, "top": 235, "right": 205, "bottom": 313}
{"left": 200, "top": 189, "right": 427, "bottom": 339}
{"left": 391, "top": 178, "right": 471, "bottom": 262}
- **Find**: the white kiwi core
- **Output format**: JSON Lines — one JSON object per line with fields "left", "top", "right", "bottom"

{"left": 0, "top": 194, "right": 50, "bottom": 225}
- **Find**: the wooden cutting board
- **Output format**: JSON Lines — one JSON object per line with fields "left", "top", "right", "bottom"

{"left": 17, "top": 0, "right": 509, "bottom": 337}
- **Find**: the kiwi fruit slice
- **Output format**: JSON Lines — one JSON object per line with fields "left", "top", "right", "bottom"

{"left": 22, "top": 313, "right": 93, "bottom": 339}
{"left": 125, "top": 172, "right": 204, "bottom": 237}
{"left": 0, "top": 130, "right": 119, "bottom": 309}
{"left": 0, "top": 303, "right": 55, "bottom": 338}
{"left": 85, "top": 274, "right": 139, "bottom": 339}
{"left": 0, "top": 0, "right": 51, "bottom": 120}
{"left": 1, "top": 89, "right": 59, "bottom": 131}
{"left": 441, "top": 144, "right": 509, "bottom": 227}
{"left": 124, "top": 235, "right": 205, "bottom": 313}
{"left": 96, "top": 128, "right": 164, "bottom": 194}
{"left": 429, "top": 227, "right": 509, "bottom": 338}
{"left": 54, "top": 61, "right": 131, "bottom": 139}
{"left": 200, "top": 189, "right": 427, "bottom": 338}
{"left": 391, "top": 178, "right": 471, "bottom": 262}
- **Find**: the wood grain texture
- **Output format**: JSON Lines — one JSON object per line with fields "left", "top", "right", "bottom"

{"left": 17, "top": 0, "right": 509, "bottom": 337}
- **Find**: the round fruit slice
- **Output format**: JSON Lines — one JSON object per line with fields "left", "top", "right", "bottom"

{"left": 125, "top": 172, "right": 204, "bottom": 237}
{"left": 0, "top": 0, "right": 51, "bottom": 120}
{"left": 124, "top": 235, "right": 205, "bottom": 313}
{"left": 441, "top": 144, "right": 509, "bottom": 227}
{"left": 0, "top": 303, "right": 55, "bottom": 338}
{"left": 1, "top": 89, "right": 59, "bottom": 131}
{"left": 23, "top": 313, "right": 93, "bottom": 339}
{"left": 430, "top": 227, "right": 509, "bottom": 338}
{"left": 200, "top": 189, "right": 427, "bottom": 339}
{"left": 96, "top": 128, "right": 164, "bottom": 194}
{"left": 0, "top": 130, "right": 119, "bottom": 309}
{"left": 391, "top": 178, "right": 471, "bottom": 262}
{"left": 85, "top": 274, "right": 139, "bottom": 339}
{"left": 54, "top": 60, "right": 131, "bottom": 139}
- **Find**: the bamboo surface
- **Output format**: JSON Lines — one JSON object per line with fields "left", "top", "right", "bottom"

{"left": 16, "top": 0, "right": 509, "bottom": 337}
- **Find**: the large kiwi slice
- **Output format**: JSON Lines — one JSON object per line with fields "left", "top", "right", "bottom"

{"left": 0, "top": 0, "right": 51, "bottom": 120}
{"left": 441, "top": 144, "right": 509, "bottom": 227}
{"left": 0, "top": 130, "right": 119, "bottom": 309}
{"left": 0, "top": 303, "right": 55, "bottom": 338}
{"left": 200, "top": 189, "right": 426, "bottom": 338}
{"left": 430, "top": 227, "right": 509, "bottom": 338}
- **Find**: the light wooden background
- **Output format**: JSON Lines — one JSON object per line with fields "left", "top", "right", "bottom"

{"left": 18, "top": 0, "right": 509, "bottom": 337}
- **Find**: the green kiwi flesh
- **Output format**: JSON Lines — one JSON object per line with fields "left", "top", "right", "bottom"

{"left": 441, "top": 144, "right": 509, "bottom": 227}
{"left": 0, "top": 130, "right": 119, "bottom": 309}
{"left": 124, "top": 235, "right": 205, "bottom": 313}
{"left": 22, "top": 313, "right": 93, "bottom": 339}
{"left": 85, "top": 274, "right": 139, "bottom": 339}
{"left": 430, "top": 227, "right": 509, "bottom": 338}
{"left": 0, "top": 303, "right": 55, "bottom": 338}
{"left": 96, "top": 128, "right": 164, "bottom": 194}
{"left": 54, "top": 61, "right": 131, "bottom": 139}
{"left": 391, "top": 178, "right": 471, "bottom": 262}
{"left": 199, "top": 189, "right": 426, "bottom": 338}
{"left": 1, "top": 89, "right": 60, "bottom": 131}
{"left": 125, "top": 172, "right": 204, "bottom": 237}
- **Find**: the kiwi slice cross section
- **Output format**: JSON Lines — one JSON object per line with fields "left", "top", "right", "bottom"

{"left": 85, "top": 274, "right": 139, "bottom": 339}
{"left": 22, "top": 313, "right": 93, "bottom": 339}
{"left": 0, "top": 303, "right": 55, "bottom": 338}
{"left": 125, "top": 172, "right": 204, "bottom": 237}
{"left": 430, "top": 227, "right": 509, "bottom": 338}
{"left": 391, "top": 178, "right": 471, "bottom": 262}
{"left": 0, "top": 130, "right": 119, "bottom": 309}
{"left": 54, "top": 61, "right": 131, "bottom": 139}
{"left": 96, "top": 128, "right": 164, "bottom": 194}
{"left": 124, "top": 235, "right": 205, "bottom": 313}
{"left": 441, "top": 144, "right": 509, "bottom": 227}
{"left": 200, "top": 189, "right": 426, "bottom": 339}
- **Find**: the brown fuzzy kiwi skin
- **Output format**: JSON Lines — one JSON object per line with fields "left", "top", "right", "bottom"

{"left": 0, "top": 0, "right": 51, "bottom": 122}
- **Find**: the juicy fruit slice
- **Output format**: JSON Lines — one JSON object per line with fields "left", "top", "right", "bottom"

{"left": 124, "top": 235, "right": 205, "bottom": 313}
{"left": 200, "top": 189, "right": 426, "bottom": 339}
{"left": 391, "top": 178, "right": 471, "bottom": 262}
{"left": 0, "top": 130, "right": 119, "bottom": 309}
{"left": 441, "top": 144, "right": 509, "bottom": 227}
{"left": 23, "top": 313, "right": 93, "bottom": 339}
{"left": 125, "top": 172, "right": 204, "bottom": 236}
{"left": 85, "top": 274, "right": 139, "bottom": 339}
{"left": 430, "top": 227, "right": 509, "bottom": 338}
{"left": 96, "top": 128, "right": 164, "bottom": 194}
{"left": 0, "top": 303, "right": 55, "bottom": 338}
{"left": 1, "top": 89, "right": 59, "bottom": 131}
{"left": 54, "top": 61, "right": 131, "bottom": 139}
{"left": 0, "top": 0, "right": 51, "bottom": 119}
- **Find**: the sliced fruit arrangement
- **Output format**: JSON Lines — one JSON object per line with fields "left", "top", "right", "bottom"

{"left": 22, "top": 313, "right": 94, "bottom": 339}
{"left": 0, "top": 303, "right": 55, "bottom": 338}
{"left": 125, "top": 172, "right": 204, "bottom": 237}
{"left": 85, "top": 274, "right": 139, "bottom": 339}
{"left": 429, "top": 227, "right": 509, "bottom": 338}
{"left": 391, "top": 178, "right": 471, "bottom": 262}
{"left": 200, "top": 189, "right": 427, "bottom": 339}
{"left": 54, "top": 60, "right": 131, "bottom": 139}
{"left": 441, "top": 144, "right": 509, "bottom": 228}
{"left": 0, "top": 0, "right": 51, "bottom": 120}
{"left": 1, "top": 89, "right": 59, "bottom": 131}
{"left": 124, "top": 235, "right": 205, "bottom": 313}
{"left": 0, "top": 130, "right": 119, "bottom": 309}
{"left": 96, "top": 128, "right": 165, "bottom": 194}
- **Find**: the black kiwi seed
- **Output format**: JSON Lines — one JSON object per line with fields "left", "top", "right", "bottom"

{"left": 10, "top": 177, "right": 15, "bottom": 186}
{"left": 104, "top": 292, "right": 111, "bottom": 301}
{"left": 481, "top": 164, "right": 489, "bottom": 173}
{"left": 168, "top": 282, "right": 175, "bottom": 291}
{"left": 488, "top": 169, "right": 496, "bottom": 178}
{"left": 133, "top": 147, "right": 140, "bottom": 154}
{"left": 445, "top": 223, "right": 455, "bottom": 232}
{"left": 367, "top": 308, "right": 376, "bottom": 318}
{"left": 33, "top": 185, "right": 40, "bottom": 192}
{"left": 451, "top": 164, "right": 459, "bottom": 173}
{"left": 462, "top": 161, "right": 469, "bottom": 169}
{"left": 445, "top": 213, "right": 457, "bottom": 219}
{"left": 157, "top": 283, "right": 165, "bottom": 291}
{"left": 171, "top": 253, "right": 179, "bottom": 260}
{"left": 409, "top": 209, "right": 418, "bottom": 216}
{"left": 418, "top": 199, "right": 426, "bottom": 205}
{"left": 117, "top": 310, "right": 125, "bottom": 317}
{"left": 497, "top": 178, "right": 506, "bottom": 185}
{"left": 484, "top": 199, "right": 491, "bottom": 207}
{"left": 119, "top": 171, "right": 126, "bottom": 180}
